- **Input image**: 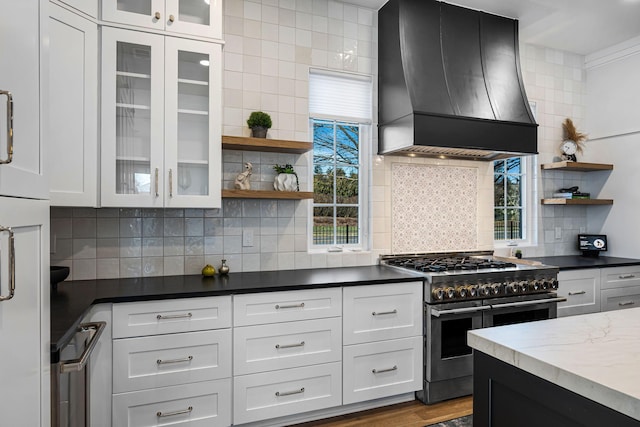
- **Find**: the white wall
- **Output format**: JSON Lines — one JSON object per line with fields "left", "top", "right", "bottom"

{"left": 584, "top": 37, "right": 640, "bottom": 258}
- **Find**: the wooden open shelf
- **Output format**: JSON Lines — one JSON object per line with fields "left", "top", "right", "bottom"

{"left": 541, "top": 161, "right": 613, "bottom": 172}
{"left": 222, "top": 189, "right": 314, "bottom": 200}
{"left": 222, "top": 135, "right": 312, "bottom": 154}
{"left": 541, "top": 198, "right": 613, "bottom": 205}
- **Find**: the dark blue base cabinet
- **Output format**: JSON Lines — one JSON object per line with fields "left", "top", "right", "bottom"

{"left": 472, "top": 352, "right": 640, "bottom": 427}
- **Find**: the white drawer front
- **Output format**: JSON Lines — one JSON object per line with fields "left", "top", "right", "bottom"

{"left": 601, "top": 287, "right": 640, "bottom": 312}
{"left": 233, "top": 362, "right": 342, "bottom": 425}
{"left": 343, "top": 282, "right": 422, "bottom": 345}
{"left": 234, "top": 317, "right": 342, "bottom": 375}
{"left": 113, "top": 296, "right": 232, "bottom": 338}
{"left": 233, "top": 288, "right": 342, "bottom": 326}
{"left": 601, "top": 266, "right": 640, "bottom": 290}
{"left": 343, "top": 336, "right": 423, "bottom": 405}
{"left": 112, "top": 379, "right": 231, "bottom": 427}
{"left": 557, "top": 270, "right": 600, "bottom": 317}
{"left": 113, "top": 330, "right": 232, "bottom": 393}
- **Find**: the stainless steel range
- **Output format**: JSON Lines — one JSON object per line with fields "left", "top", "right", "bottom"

{"left": 380, "top": 251, "right": 563, "bottom": 404}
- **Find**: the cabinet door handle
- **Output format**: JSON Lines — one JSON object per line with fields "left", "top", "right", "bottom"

{"left": 568, "top": 290, "right": 586, "bottom": 296}
{"left": 275, "top": 387, "right": 304, "bottom": 397}
{"left": 156, "top": 312, "right": 192, "bottom": 320}
{"left": 619, "top": 274, "right": 636, "bottom": 279}
{"left": 154, "top": 11, "right": 161, "bottom": 20}
{"left": 275, "top": 302, "right": 305, "bottom": 309}
{"left": 0, "top": 90, "right": 13, "bottom": 165}
{"left": 618, "top": 301, "right": 635, "bottom": 307}
{"left": 275, "top": 341, "right": 305, "bottom": 349}
{"left": 372, "top": 309, "right": 397, "bottom": 316}
{"left": 154, "top": 168, "right": 159, "bottom": 197}
{"left": 157, "top": 406, "right": 192, "bottom": 417}
{"left": 157, "top": 355, "right": 193, "bottom": 365}
{"left": 0, "top": 226, "right": 15, "bottom": 301}
{"left": 372, "top": 365, "right": 398, "bottom": 374}
{"left": 169, "top": 169, "right": 173, "bottom": 197}
{"left": 168, "top": 14, "right": 175, "bottom": 23}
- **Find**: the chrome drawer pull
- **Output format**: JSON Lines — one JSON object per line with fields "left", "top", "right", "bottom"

{"left": 157, "top": 406, "right": 193, "bottom": 417}
{"left": 275, "top": 387, "right": 305, "bottom": 397}
{"left": 275, "top": 341, "right": 305, "bottom": 349}
{"left": 0, "top": 90, "right": 13, "bottom": 165}
{"left": 618, "top": 301, "right": 635, "bottom": 307}
{"left": 372, "top": 365, "right": 398, "bottom": 374}
{"left": 275, "top": 302, "right": 305, "bottom": 309}
{"left": 156, "top": 312, "right": 192, "bottom": 320}
{"left": 0, "top": 226, "right": 15, "bottom": 301}
{"left": 372, "top": 309, "right": 397, "bottom": 316}
{"left": 157, "top": 355, "right": 193, "bottom": 365}
{"left": 568, "top": 290, "right": 586, "bottom": 296}
{"left": 619, "top": 274, "right": 636, "bottom": 279}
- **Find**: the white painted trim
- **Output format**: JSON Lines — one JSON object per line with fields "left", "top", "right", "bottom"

{"left": 234, "top": 393, "right": 416, "bottom": 427}
{"left": 585, "top": 35, "right": 640, "bottom": 70}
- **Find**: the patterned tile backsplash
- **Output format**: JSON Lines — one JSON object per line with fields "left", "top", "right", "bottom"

{"left": 391, "top": 164, "right": 478, "bottom": 253}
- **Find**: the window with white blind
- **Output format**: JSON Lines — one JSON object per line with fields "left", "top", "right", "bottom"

{"left": 309, "top": 70, "right": 372, "bottom": 250}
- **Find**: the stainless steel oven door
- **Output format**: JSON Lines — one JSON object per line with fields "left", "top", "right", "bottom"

{"left": 483, "top": 296, "right": 566, "bottom": 328}
{"left": 426, "top": 301, "right": 488, "bottom": 382}
{"left": 51, "top": 322, "right": 105, "bottom": 427}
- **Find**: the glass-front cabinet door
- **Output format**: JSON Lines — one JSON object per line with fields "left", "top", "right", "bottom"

{"left": 164, "top": 38, "right": 221, "bottom": 208}
{"left": 165, "top": 0, "right": 222, "bottom": 39}
{"left": 102, "top": 0, "right": 221, "bottom": 39}
{"left": 101, "top": 28, "right": 165, "bottom": 207}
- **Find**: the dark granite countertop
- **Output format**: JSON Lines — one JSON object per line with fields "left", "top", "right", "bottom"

{"left": 51, "top": 265, "right": 423, "bottom": 362}
{"left": 526, "top": 255, "right": 640, "bottom": 271}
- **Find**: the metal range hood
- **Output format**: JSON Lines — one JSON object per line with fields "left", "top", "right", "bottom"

{"left": 378, "top": 0, "right": 538, "bottom": 161}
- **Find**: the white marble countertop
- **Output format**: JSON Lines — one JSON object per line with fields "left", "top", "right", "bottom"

{"left": 468, "top": 307, "right": 640, "bottom": 421}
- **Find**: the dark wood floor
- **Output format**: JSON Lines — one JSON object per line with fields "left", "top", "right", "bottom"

{"left": 292, "top": 396, "right": 473, "bottom": 427}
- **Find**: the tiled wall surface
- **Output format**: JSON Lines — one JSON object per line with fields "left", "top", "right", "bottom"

{"left": 515, "top": 45, "right": 590, "bottom": 257}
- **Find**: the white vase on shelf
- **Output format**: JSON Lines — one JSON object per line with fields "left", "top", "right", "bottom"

{"left": 274, "top": 173, "right": 298, "bottom": 191}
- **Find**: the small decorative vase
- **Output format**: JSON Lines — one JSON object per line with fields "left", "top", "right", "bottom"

{"left": 274, "top": 173, "right": 298, "bottom": 191}
{"left": 219, "top": 259, "right": 230, "bottom": 275}
{"left": 251, "top": 126, "right": 268, "bottom": 138}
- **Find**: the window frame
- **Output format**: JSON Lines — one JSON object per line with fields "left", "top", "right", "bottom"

{"left": 493, "top": 155, "right": 538, "bottom": 249}
{"left": 308, "top": 118, "right": 370, "bottom": 252}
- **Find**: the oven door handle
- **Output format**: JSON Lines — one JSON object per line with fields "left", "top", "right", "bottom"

{"left": 430, "top": 305, "right": 490, "bottom": 317}
{"left": 59, "top": 321, "right": 106, "bottom": 374}
{"left": 489, "top": 297, "right": 567, "bottom": 310}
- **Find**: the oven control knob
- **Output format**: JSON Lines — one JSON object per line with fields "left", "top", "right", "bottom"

{"left": 456, "top": 286, "right": 468, "bottom": 298}
{"left": 540, "top": 280, "right": 549, "bottom": 290}
{"left": 507, "top": 283, "right": 518, "bottom": 293}
{"left": 432, "top": 288, "right": 445, "bottom": 301}
{"left": 491, "top": 284, "right": 502, "bottom": 295}
{"left": 444, "top": 287, "right": 456, "bottom": 299}
{"left": 519, "top": 281, "right": 529, "bottom": 293}
{"left": 467, "top": 285, "right": 478, "bottom": 298}
{"left": 550, "top": 279, "right": 559, "bottom": 290}
{"left": 479, "top": 285, "right": 491, "bottom": 297}
{"left": 532, "top": 280, "right": 542, "bottom": 291}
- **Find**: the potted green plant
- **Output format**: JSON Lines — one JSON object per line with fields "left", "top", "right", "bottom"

{"left": 247, "top": 111, "right": 272, "bottom": 138}
{"left": 514, "top": 249, "right": 523, "bottom": 259}
{"left": 273, "top": 164, "right": 299, "bottom": 192}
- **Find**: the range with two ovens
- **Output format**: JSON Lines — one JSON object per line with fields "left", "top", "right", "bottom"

{"left": 381, "top": 251, "right": 563, "bottom": 404}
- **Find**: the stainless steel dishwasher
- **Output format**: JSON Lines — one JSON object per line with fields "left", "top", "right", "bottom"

{"left": 51, "top": 321, "right": 106, "bottom": 427}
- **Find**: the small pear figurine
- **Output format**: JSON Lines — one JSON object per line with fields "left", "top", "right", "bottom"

{"left": 219, "top": 259, "right": 230, "bottom": 275}
{"left": 202, "top": 264, "right": 216, "bottom": 276}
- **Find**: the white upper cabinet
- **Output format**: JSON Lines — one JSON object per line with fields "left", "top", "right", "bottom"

{"left": 101, "top": 27, "right": 221, "bottom": 208}
{"left": 49, "top": 4, "right": 99, "bottom": 206}
{"left": 101, "top": 0, "right": 222, "bottom": 39}
{"left": 0, "top": 0, "right": 48, "bottom": 199}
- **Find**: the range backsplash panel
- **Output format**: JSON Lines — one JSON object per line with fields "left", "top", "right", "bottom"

{"left": 391, "top": 163, "right": 478, "bottom": 253}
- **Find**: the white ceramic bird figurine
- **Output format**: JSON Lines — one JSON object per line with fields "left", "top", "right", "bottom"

{"left": 234, "top": 162, "right": 253, "bottom": 190}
